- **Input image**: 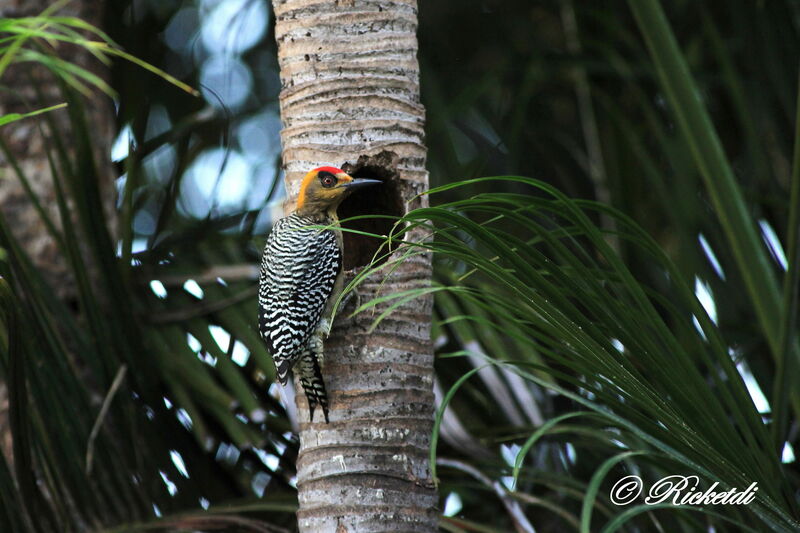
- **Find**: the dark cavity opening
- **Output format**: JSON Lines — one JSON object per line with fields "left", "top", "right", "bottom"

{"left": 338, "top": 151, "right": 404, "bottom": 270}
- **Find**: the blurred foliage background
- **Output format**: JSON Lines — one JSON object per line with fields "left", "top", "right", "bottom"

{"left": 0, "top": 0, "right": 798, "bottom": 531}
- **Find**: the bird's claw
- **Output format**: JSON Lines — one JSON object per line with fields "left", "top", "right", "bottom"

{"left": 317, "top": 318, "right": 332, "bottom": 338}
{"left": 309, "top": 332, "right": 324, "bottom": 365}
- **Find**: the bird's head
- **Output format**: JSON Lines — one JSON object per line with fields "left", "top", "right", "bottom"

{"left": 295, "top": 166, "right": 381, "bottom": 216}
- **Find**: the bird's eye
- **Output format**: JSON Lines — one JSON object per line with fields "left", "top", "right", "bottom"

{"left": 319, "top": 172, "right": 337, "bottom": 188}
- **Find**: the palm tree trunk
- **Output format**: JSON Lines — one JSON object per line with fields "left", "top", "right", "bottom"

{"left": 271, "top": 1, "right": 438, "bottom": 531}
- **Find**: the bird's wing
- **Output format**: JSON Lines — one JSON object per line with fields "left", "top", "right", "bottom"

{"left": 258, "top": 215, "right": 341, "bottom": 384}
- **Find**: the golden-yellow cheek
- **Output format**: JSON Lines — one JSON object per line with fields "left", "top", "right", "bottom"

{"left": 317, "top": 188, "right": 343, "bottom": 202}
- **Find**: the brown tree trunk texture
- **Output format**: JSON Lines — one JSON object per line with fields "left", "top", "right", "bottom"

{"left": 272, "top": 1, "right": 438, "bottom": 531}
{"left": 0, "top": 0, "right": 114, "bottom": 466}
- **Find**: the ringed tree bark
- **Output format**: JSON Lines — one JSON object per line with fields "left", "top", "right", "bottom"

{"left": 271, "top": 0, "right": 438, "bottom": 531}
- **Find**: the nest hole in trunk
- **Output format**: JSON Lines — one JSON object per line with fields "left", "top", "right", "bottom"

{"left": 339, "top": 151, "right": 404, "bottom": 270}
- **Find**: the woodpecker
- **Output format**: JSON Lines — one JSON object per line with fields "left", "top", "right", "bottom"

{"left": 258, "top": 166, "right": 380, "bottom": 423}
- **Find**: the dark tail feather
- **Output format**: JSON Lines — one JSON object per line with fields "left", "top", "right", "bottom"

{"left": 276, "top": 360, "right": 291, "bottom": 385}
{"left": 297, "top": 350, "right": 329, "bottom": 423}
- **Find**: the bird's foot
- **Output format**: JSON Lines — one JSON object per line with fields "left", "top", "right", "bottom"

{"left": 309, "top": 332, "right": 325, "bottom": 364}
{"left": 317, "top": 318, "right": 331, "bottom": 339}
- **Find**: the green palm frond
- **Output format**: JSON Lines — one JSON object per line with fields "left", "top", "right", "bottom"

{"left": 350, "top": 174, "right": 798, "bottom": 531}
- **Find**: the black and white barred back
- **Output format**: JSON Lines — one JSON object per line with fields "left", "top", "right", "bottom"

{"left": 258, "top": 212, "right": 341, "bottom": 385}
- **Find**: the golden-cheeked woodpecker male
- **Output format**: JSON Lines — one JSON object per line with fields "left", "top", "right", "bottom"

{"left": 258, "top": 166, "right": 380, "bottom": 423}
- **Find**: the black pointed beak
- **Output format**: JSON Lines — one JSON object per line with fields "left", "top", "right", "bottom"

{"left": 342, "top": 178, "right": 382, "bottom": 190}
